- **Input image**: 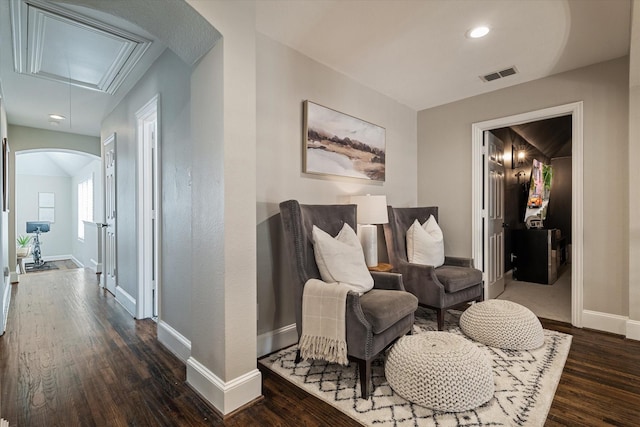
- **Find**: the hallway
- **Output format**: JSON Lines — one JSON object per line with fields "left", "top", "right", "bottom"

{"left": 0, "top": 268, "right": 220, "bottom": 426}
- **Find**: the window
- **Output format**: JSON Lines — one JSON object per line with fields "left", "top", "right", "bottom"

{"left": 78, "top": 176, "right": 93, "bottom": 240}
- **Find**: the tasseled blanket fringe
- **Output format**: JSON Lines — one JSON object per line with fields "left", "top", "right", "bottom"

{"left": 299, "top": 334, "right": 348, "bottom": 366}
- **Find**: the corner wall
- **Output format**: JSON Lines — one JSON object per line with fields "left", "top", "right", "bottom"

{"left": 628, "top": 0, "right": 640, "bottom": 339}
{"left": 417, "top": 57, "right": 629, "bottom": 320}
{"left": 255, "top": 33, "right": 418, "bottom": 353}
{"left": 101, "top": 49, "right": 193, "bottom": 336}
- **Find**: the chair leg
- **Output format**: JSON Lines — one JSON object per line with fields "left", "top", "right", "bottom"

{"left": 436, "top": 309, "right": 445, "bottom": 331}
{"left": 358, "top": 359, "right": 371, "bottom": 399}
{"left": 295, "top": 349, "right": 302, "bottom": 364}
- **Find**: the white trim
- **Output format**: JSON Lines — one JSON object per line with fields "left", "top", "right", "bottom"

{"left": 257, "top": 323, "right": 297, "bottom": 357}
{"left": 70, "top": 255, "right": 83, "bottom": 268}
{"left": 115, "top": 285, "right": 136, "bottom": 317}
{"left": 471, "top": 101, "right": 584, "bottom": 327}
{"left": 135, "top": 94, "right": 160, "bottom": 320}
{"left": 626, "top": 319, "right": 640, "bottom": 341}
{"left": 1, "top": 277, "right": 11, "bottom": 335}
{"left": 157, "top": 320, "right": 191, "bottom": 362}
{"left": 89, "top": 258, "right": 101, "bottom": 273}
{"left": 582, "top": 310, "right": 627, "bottom": 336}
{"left": 186, "top": 357, "right": 262, "bottom": 415}
{"left": 22, "top": 254, "right": 80, "bottom": 264}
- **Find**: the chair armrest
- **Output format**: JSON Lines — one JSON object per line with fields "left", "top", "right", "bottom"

{"left": 393, "top": 259, "right": 445, "bottom": 306}
{"left": 371, "top": 271, "right": 405, "bottom": 291}
{"left": 444, "top": 256, "right": 474, "bottom": 268}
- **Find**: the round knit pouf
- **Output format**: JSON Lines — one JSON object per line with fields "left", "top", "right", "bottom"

{"left": 385, "top": 332, "right": 494, "bottom": 412}
{"left": 460, "top": 300, "right": 544, "bottom": 350}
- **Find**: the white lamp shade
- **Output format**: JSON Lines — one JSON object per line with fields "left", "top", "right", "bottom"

{"left": 350, "top": 195, "right": 388, "bottom": 224}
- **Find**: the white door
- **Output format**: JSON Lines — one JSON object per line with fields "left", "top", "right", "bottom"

{"left": 104, "top": 134, "right": 117, "bottom": 295}
{"left": 485, "top": 132, "right": 505, "bottom": 299}
{"left": 136, "top": 96, "right": 159, "bottom": 319}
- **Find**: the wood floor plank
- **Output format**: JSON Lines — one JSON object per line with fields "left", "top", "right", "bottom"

{"left": 1, "top": 270, "right": 640, "bottom": 426}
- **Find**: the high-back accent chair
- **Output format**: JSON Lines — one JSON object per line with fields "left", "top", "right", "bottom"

{"left": 384, "top": 206, "right": 483, "bottom": 330}
{"left": 279, "top": 200, "right": 418, "bottom": 399}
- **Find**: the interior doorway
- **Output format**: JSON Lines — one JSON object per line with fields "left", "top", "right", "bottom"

{"left": 488, "top": 116, "right": 572, "bottom": 323}
{"left": 471, "top": 102, "right": 584, "bottom": 327}
{"left": 15, "top": 149, "right": 102, "bottom": 277}
{"left": 136, "top": 95, "right": 160, "bottom": 320}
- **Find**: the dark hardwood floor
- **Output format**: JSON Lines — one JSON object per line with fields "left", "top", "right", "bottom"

{"left": 1, "top": 269, "right": 639, "bottom": 426}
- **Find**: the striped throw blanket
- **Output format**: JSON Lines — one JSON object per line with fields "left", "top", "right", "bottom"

{"left": 299, "top": 279, "right": 349, "bottom": 365}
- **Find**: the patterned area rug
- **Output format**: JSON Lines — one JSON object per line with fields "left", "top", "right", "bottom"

{"left": 260, "top": 307, "right": 572, "bottom": 427}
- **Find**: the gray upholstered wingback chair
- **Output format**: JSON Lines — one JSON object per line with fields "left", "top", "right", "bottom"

{"left": 279, "top": 200, "right": 418, "bottom": 399}
{"left": 384, "top": 206, "right": 483, "bottom": 331}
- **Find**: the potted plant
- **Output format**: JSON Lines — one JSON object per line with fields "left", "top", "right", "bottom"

{"left": 16, "top": 234, "right": 32, "bottom": 257}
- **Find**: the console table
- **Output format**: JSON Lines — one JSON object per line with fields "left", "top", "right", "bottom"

{"left": 512, "top": 229, "right": 566, "bottom": 285}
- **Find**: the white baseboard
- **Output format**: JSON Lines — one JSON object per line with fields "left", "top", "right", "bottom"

{"left": 158, "top": 320, "right": 191, "bottom": 362}
{"left": 186, "top": 357, "right": 262, "bottom": 415}
{"left": 626, "top": 319, "right": 640, "bottom": 341}
{"left": 71, "top": 255, "right": 84, "bottom": 268}
{"left": 257, "top": 323, "right": 297, "bottom": 357}
{"left": 582, "top": 309, "right": 628, "bottom": 335}
{"left": 115, "top": 286, "right": 136, "bottom": 317}
{"left": 90, "top": 259, "right": 102, "bottom": 273}
{"left": 9, "top": 272, "right": 18, "bottom": 284}
{"left": 1, "top": 279, "right": 11, "bottom": 335}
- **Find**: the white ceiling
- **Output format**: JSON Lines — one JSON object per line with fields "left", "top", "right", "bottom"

{"left": 257, "top": 0, "right": 631, "bottom": 110}
{"left": 0, "top": 0, "right": 219, "bottom": 137}
{"left": 16, "top": 151, "right": 97, "bottom": 177}
{"left": 0, "top": 0, "right": 632, "bottom": 138}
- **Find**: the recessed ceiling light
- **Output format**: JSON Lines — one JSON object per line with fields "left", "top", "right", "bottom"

{"left": 49, "top": 114, "right": 66, "bottom": 120}
{"left": 467, "top": 26, "right": 490, "bottom": 39}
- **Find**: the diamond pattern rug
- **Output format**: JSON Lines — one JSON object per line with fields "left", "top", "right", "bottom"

{"left": 260, "top": 307, "right": 572, "bottom": 427}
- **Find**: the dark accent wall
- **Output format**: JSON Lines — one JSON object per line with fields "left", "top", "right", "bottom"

{"left": 545, "top": 156, "right": 572, "bottom": 243}
{"left": 497, "top": 137, "right": 551, "bottom": 272}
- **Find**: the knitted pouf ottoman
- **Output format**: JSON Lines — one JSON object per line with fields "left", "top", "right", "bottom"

{"left": 385, "top": 332, "right": 494, "bottom": 412}
{"left": 460, "top": 300, "right": 544, "bottom": 350}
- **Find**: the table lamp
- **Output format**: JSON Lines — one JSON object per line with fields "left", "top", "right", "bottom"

{"left": 350, "top": 194, "right": 388, "bottom": 267}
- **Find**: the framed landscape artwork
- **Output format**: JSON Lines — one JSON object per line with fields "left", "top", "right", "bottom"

{"left": 303, "top": 101, "right": 386, "bottom": 181}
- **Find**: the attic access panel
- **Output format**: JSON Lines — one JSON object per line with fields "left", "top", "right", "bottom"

{"left": 11, "top": 0, "right": 151, "bottom": 94}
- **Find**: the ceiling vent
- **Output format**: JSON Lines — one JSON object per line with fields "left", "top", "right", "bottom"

{"left": 10, "top": 0, "right": 151, "bottom": 95}
{"left": 480, "top": 66, "right": 518, "bottom": 83}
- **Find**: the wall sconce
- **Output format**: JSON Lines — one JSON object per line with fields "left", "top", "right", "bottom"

{"left": 350, "top": 194, "right": 388, "bottom": 267}
{"left": 512, "top": 145, "right": 526, "bottom": 169}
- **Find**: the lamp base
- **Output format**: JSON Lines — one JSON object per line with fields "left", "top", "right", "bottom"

{"left": 358, "top": 224, "right": 378, "bottom": 267}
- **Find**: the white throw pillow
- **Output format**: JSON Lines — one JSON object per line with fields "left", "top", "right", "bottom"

{"left": 312, "top": 223, "right": 374, "bottom": 294}
{"left": 406, "top": 215, "right": 445, "bottom": 267}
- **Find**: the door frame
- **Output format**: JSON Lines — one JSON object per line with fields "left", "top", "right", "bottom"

{"left": 103, "top": 133, "right": 117, "bottom": 295}
{"left": 471, "top": 101, "right": 583, "bottom": 327}
{"left": 136, "top": 94, "right": 160, "bottom": 319}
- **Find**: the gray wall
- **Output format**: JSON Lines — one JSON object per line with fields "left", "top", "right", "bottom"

{"left": 256, "top": 33, "right": 418, "bottom": 337}
{"left": 101, "top": 49, "right": 193, "bottom": 334}
{"left": 417, "top": 57, "right": 629, "bottom": 317}
{"left": 628, "top": 0, "right": 640, "bottom": 327}
{"left": 0, "top": 97, "right": 8, "bottom": 335}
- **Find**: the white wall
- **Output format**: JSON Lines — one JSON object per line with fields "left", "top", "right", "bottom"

{"left": 71, "top": 160, "right": 102, "bottom": 269}
{"left": 16, "top": 174, "right": 73, "bottom": 258}
{"left": 417, "top": 57, "right": 629, "bottom": 318}
{"left": 255, "top": 33, "right": 418, "bottom": 340}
